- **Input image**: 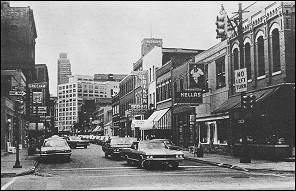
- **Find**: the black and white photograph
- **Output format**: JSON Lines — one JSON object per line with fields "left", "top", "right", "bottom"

{"left": 1, "top": 1, "right": 295, "bottom": 190}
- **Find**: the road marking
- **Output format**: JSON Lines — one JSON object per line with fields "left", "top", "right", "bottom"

{"left": 1, "top": 177, "right": 18, "bottom": 190}
{"left": 45, "top": 166, "right": 139, "bottom": 171}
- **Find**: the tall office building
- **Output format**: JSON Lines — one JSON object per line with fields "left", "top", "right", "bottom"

{"left": 57, "top": 75, "right": 121, "bottom": 132}
{"left": 57, "top": 53, "right": 71, "bottom": 85}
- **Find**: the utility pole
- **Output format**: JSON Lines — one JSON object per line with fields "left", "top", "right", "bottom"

{"left": 13, "top": 101, "right": 22, "bottom": 168}
{"left": 237, "top": 2, "right": 250, "bottom": 163}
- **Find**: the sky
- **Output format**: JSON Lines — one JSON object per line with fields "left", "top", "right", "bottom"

{"left": 11, "top": 1, "right": 256, "bottom": 96}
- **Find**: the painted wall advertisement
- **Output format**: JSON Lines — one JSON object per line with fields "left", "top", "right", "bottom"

{"left": 188, "top": 63, "right": 205, "bottom": 90}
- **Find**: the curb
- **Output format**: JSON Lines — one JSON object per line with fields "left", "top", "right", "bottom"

{"left": 184, "top": 156, "right": 295, "bottom": 173}
{"left": 1, "top": 160, "right": 39, "bottom": 178}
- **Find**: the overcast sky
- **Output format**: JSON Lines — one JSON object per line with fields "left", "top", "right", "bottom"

{"left": 11, "top": 1, "right": 256, "bottom": 96}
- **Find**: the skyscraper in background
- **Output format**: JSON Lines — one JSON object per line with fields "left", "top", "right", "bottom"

{"left": 57, "top": 53, "right": 71, "bottom": 85}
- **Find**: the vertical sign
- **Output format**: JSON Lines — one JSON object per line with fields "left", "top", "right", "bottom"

{"left": 32, "top": 92, "right": 43, "bottom": 104}
{"left": 234, "top": 68, "right": 247, "bottom": 93}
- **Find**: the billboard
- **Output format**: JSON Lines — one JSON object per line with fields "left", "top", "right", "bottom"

{"left": 32, "top": 91, "right": 43, "bottom": 104}
{"left": 188, "top": 63, "right": 205, "bottom": 90}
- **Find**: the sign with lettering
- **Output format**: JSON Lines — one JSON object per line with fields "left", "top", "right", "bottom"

{"left": 28, "top": 82, "right": 47, "bottom": 89}
{"left": 32, "top": 92, "right": 43, "bottom": 104}
{"left": 176, "top": 89, "right": 202, "bottom": 104}
{"left": 234, "top": 68, "right": 247, "bottom": 93}
{"left": 32, "top": 106, "right": 47, "bottom": 114}
{"left": 130, "top": 104, "right": 148, "bottom": 115}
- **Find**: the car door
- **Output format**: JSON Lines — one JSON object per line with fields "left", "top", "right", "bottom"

{"left": 128, "top": 142, "right": 139, "bottom": 161}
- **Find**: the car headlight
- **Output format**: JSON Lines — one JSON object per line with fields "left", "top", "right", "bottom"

{"left": 41, "top": 151, "right": 47, "bottom": 154}
{"left": 65, "top": 150, "right": 71, "bottom": 153}
{"left": 176, "top": 154, "right": 183, "bottom": 158}
{"left": 146, "top": 155, "right": 153, "bottom": 159}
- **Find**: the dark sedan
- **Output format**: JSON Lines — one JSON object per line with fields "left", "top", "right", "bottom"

{"left": 40, "top": 137, "right": 71, "bottom": 162}
{"left": 102, "top": 137, "right": 137, "bottom": 159}
{"left": 122, "top": 140, "right": 184, "bottom": 169}
{"left": 66, "top": 136, "right": 89, "bottom": 149}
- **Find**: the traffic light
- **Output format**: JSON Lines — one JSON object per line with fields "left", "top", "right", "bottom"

{"left": 248, "top": 94, "right": 256, "bottom": 109}
{"left": 241, "top": 95, "right": 249, "bottom": 110}
{"left": 15, "top": 100, "right": 25, "bottom": 114}
{"left": 215, "top": 14, "right": 226, "bottom": 39}
{"left": 241, "top": 94, "right": 256, "bottom": 110}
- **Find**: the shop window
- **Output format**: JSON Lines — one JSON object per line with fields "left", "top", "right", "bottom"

{"left": 217, "top": 120, "right": 228, "bottom": 144}
{"left": 199, "top": 122, "right": 208, "bottom": 143}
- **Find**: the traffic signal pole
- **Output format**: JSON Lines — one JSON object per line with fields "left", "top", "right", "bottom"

{"left": 238, "top": 3, "right": 251, "bottom": 163}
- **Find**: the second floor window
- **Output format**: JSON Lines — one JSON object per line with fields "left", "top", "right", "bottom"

{"left": 216, "top": 56, "right": 226, "bottom": 89}
{"left": 257, "top": 36, "right": 265, "bottom": 77}
{"left": 244, "top": 43, "right": 252, "bottom": 80}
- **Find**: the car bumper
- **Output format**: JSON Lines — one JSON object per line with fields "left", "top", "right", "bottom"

{"left": 40, "top": 153, "right": 71, "bottom": 157}
{"left": 145, "top": 157, "right": 184, "bottom": 161}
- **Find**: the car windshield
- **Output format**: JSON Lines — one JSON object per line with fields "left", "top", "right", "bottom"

{"left": 141, "top": 142, "right": 166, "bottom": 149}
{"left": 69, "top": 136, "right": 81, "bottom": 140}
{"left": 110, "top": 138, "right": 135, "bottom": 145}
{"left": 43, "top": 140, "right": 68, "bottom": 147}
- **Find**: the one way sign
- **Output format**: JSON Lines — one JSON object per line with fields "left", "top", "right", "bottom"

{"left": 9, "top": 91, "right": 26, "bottom": 96}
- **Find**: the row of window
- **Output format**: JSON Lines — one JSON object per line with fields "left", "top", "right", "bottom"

{"left": 233, "top": 28, "right": 281, "bottom": 79}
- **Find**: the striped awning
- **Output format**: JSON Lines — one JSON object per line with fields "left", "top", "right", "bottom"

{"left": 141, "top": 108, "right": 171, "bottom": 130}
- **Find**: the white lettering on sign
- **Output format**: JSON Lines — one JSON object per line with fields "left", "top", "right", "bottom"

{"left": 234, "top": 68, "right": 247, "bottom": 93}
{"left": 180, "top": 92, "right": 201, "bottom": 98}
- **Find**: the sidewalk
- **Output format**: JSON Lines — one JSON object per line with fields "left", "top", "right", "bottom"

{"left": 183, "top": 150, "right": 295, "bottom": 173}
{"left": 1, "top": 148, "right": 39, "bottom": 178}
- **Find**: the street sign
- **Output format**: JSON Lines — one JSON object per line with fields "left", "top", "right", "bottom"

{"left": 28, "top": 82, "right": 47, "bottom": 89}
{"left": 9, "top": 91, "right": 26, "bottom": 96}
{"left": 234, "top": 68, "right": 247, "bottom": 93}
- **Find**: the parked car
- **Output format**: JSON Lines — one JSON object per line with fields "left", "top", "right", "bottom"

{"left": 40, "top": 137, "right": 71, "bottom": 162}
{"left": 122, "top": 140, "right": 184, "bottom": 169}
{"left": 102, "top": 137, "right": 137, "bottom": 159}
{"left": 151, "top": 139, "right": 182, "bottom": 151}
{"left": 66, "top": 136, "right": 89, "bottom": 149}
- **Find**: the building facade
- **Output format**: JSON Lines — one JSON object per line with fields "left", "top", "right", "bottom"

{"left": 57, "top": 53, "right": 71, "bottom": 85}
{"left": 1, "top": 1, "right": 37, "bottom": 83}
{"left": 212, "top": 1, "right": 295, "bottom": 159}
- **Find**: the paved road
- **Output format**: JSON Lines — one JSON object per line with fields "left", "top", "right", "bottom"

{"left": 1, "top": 144, "right": 295, "bottom": 190}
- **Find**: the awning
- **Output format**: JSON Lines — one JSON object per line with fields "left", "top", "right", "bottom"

{"left": 141, "top": 108, "right": 170, "bottom": 130}
{"left": 195, "top": 115, "right": 229, "bottom": 122}
{"left": 212, "top": 84, "right": 294, "bottom": 114}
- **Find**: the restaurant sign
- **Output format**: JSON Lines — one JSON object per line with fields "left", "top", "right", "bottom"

{"left": 175, "top": 89, "right": 202, "bottom": 104}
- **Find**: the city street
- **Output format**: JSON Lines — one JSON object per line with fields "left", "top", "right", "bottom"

{"left": 1, "top": 144, "right": 295, "bottom": 190}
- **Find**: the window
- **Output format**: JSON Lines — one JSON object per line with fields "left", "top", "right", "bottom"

{"left": 272, "top": 29, "right": 280, "bottom": 72}
{"left": 216, "top": 56, "right": 226, "bottom": 89}
{"left": 199, "top": 122, "right": 207, "bottom": 143}
{"left": 233, "top": 48, "right": 239, "bottom": 70}
{"left": 257, "top": 36, "right": 265, "bottom": 76}
{"left": 244, "top": 43, "right": 252, "bottom": 80}
{"left": 217, "top": 120, "right": 228, "bottom": 144}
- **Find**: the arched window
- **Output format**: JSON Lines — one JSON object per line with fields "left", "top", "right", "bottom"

{"left": 272, "top": 28, "right": 280, "bottom": 72}
{"left": 244, "top": 43, "right": 251, "bottom": 80}
{"left": 233, "top": 48, "right": 239, "bottom": 70}
{"left": 257, "top": 36, "right": 265, "bottom": 76}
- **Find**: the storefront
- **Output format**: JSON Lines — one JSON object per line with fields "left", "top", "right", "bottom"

{"left": 213, "top": 83, "right": 295, "bottom": 159}
{"left": 141, "top": 108, "right": 172, "bottom": 139}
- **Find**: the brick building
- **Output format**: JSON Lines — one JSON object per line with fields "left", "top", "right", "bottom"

{"left": 212, "top": 1, "right": 295, "bottom": 159}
